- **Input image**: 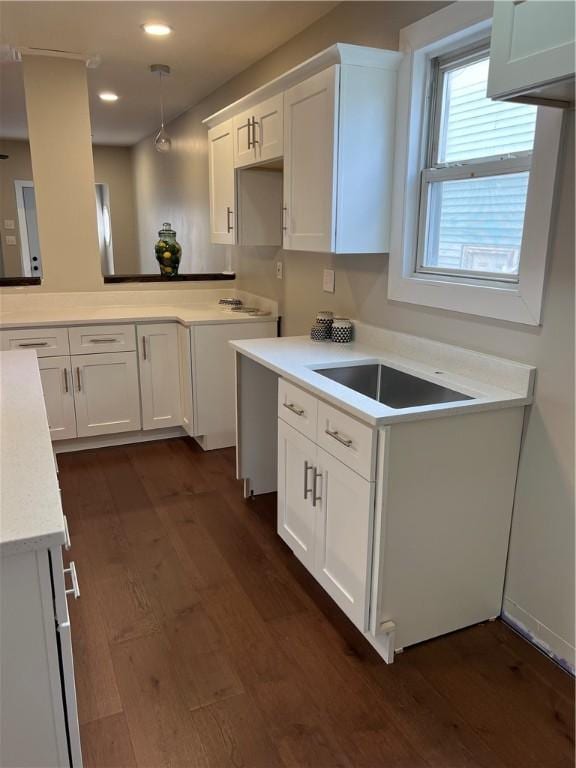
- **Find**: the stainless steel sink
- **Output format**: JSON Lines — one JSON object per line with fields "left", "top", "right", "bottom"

{"left": 314, "top": 363, "right": 473, "bottom": 409}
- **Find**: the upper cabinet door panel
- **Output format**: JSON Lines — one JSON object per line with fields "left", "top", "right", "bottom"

{"left": 208, "top": 119, "right": 236, "bottom": 244}
{"left": 488, "top": 0, "right": 575, "bottom": 102}
{"left": 254, "top": 93, "right": 283, "bottom": 164}
{"left": 138, "top": 323, "right": 182, "bottom": 431}
{"left": 283, "top": 66, "right": 339, "bottom": 253}
{"left": 233, "top": 108, "right": 256, "bottom": 167}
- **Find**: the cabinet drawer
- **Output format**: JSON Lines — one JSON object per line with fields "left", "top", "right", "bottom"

{"left": 278, "top": 378, "right": 317, "bottom": 441}
{"left": 68, "top": 324, "right": 136, "bottom": 355}
{"left": 316, "top": 401, "right": 375, "bottom": 480}
{"left": 0, "top": 327, "right": 69, "bottom": 357}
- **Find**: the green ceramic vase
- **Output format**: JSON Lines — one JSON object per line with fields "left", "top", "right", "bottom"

{"left": 155, "top": 222, "right": 182, "bottom": 278}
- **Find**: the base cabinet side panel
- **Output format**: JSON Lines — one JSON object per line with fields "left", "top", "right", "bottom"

{"left": 375, "top": 408, "right": 525, "bottom": 650}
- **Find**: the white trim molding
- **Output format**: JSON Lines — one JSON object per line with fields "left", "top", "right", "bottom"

{"left": 388, "top": 2, "right": 564, "bottom": 326}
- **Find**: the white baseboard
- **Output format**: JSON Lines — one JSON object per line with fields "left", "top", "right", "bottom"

{"left": 53, "top": 427, "right": 187, "bottom": 453}
{"left": 502, "top": 597, "right": 575, "bottom": 675}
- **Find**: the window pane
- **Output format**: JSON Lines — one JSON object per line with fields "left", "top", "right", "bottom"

{"left": 423, "top": 172, "right": 530, "bottom": 277}
{"left": 438, "top": 58, "right": 537, "bottom": 163}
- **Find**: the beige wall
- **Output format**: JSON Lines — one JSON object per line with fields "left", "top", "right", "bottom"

{"left": 0, "top": 140, "right": 139, "bottom": 277}
{"left": 0, "top": 139, "right": 33, "bottom": 277}
{"left": 92, "top": 145, "right": 139, "bottom": 274}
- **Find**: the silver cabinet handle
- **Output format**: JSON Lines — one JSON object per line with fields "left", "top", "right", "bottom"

{"left": 18, "top": 341, "right": 48, "bottom": 348}
{"left": 283, "top": 402, "right": 304, "bottom": 417}
{"left": 325, "top": 428, "right": 353, "bottom": 448}
{"left": 246, "top": 117, "right": 252, "bottom": 149}
{"left": 303, "top": 460, "right": 313, "bottom": 500}
{"left": 76, "top": 366, "right": 82, "bottom": 392}
{"left": 142, "top": 335, "right": 147, "bottom": 360}
{"left": 90, "top": 338, "right": 116, "bottom": 344}
{"left": 282, "top": 206, "right": 288, "bottom": 232}
{"left": 251, "top": 116, "right": 259, "bottom": 145}
{"left": 226, "top": 206, "right": 234, "bottom": 233}
{"left": 63, "top": 367, "right": 69, "bottom": 393}
{"left": 312, "top": 468, "right": 322, "bottom": 507}
{"left": 64, "top": 561, "right": 80, "bottom": 599}
{"left": 63, "top": 514, "right": 71, "bottom": 551}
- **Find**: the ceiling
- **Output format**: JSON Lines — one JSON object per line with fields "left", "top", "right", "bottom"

{"left": 0, "top": 1, "right": 338, "bottom": 145}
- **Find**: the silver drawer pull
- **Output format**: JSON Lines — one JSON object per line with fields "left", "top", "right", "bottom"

{"left": 284, "top": 402, "right": 305, "bottom": 417}
{"left": 90, "top": 338, "right": 116, "bottom": 344}
{"left": 64, "top": 561, "right": 80, "bottom": 599}
{"left": 325, "top": 428, "right": 353, "bottom": 448}
{"left": 18, "top": 341, "right": 48, "bottom": 348}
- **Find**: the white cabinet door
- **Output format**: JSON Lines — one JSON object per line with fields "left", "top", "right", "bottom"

{"left": 138, "top": 323, "right": 182, "bottom": 431}
{"left": 192, "top": 321, "right": 276, "bottom": 444}
{"left": 208, "top": 119, "right": 236, "bottom": 244}
{"left": 315, "top": 447, "right": 374, "bottom": 631}
{"left": 277, "top": 419, "right": 317, "bottom": 572}
{"left": 488, "top": 0, "right": 575, "bottom": 103}
{"left": 283, "top": 66, "right": 339, "bottom": 252}
{"left": 38, "top": 356, "right": 77, "bottom": 441}
{"left": 234, "top": 94, "right": 284, "bottom": 168}
{"left": 72, "top": 352, "right": 141, "bottom": 437}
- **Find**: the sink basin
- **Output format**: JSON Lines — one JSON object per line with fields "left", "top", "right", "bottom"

{"left": 314, "top": 363, "right": 473, "bottom": 409}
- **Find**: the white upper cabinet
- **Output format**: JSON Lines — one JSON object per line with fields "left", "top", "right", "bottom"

{"left": 72, "top": 351, "right": 141, "bottom": 438}
{"left": 488, "top": 0, "right": 575, "bottom": 106}
{"left": 208, "top": 119, "right": 236, "bottom": 244}
{"left": 204, "top": 44, "right": 403, "bottom": 255}
{"left": 233, "top": 93, "right": 284, "bottom": 168}
{"left": 283, "top": 66, "right": 338, "bottom": 253}
{"left": 138, "top": 323, "right": 182, "bottom": 431}
{"left": 38, "top": 356, "right": 77, "bottom": 440}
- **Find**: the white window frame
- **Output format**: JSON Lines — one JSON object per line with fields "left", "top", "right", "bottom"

{"left": 388, "top": 2, "right": 564, "bottom": 326}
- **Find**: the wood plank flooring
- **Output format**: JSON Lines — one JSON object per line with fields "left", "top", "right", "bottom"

{"left": 58, "top": 438, "right": 575, "bottom": 768}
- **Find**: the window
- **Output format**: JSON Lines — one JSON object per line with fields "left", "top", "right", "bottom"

{"left": 388, "top": 2, "right": 564, "bottom": 325}
{"left": 417, "top": 44, "right": 538, "bottom": 283}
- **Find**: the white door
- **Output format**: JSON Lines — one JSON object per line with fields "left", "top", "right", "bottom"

{"left": 283, "top": 66, "right": 339, "bottom": 252}
{"left": 138, "top": 323, "right": 182, "bottom": 431}
{"left": 38, "top": 356, "right": 77, "bottom": 440}
{"left": 208, "top": 119, "right": 236, "bottom": 244}
{"left": 314, "top": 447, "right": 374, "bottom": 631}
{"left": 192, "top": 321, "right": 276, "bottom": 440}
{"left": 72, "top": 352, "right": 141, "bottom": 437}
{"left": 277, "top": 419, "right": 317, "bottom": 572}
{"left": 254, "top": 93, "right": 283, "bottom": 164}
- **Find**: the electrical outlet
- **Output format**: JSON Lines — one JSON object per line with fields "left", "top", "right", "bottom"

{"left": 5, "top": 235, "right": 17, "bottom": 246}
{"left": 3, "top": 219, "right": 15, "bottom": 230}
{"left": 323, "top": 268, "right": 335, "bottom": 293}
{"left": 276, "top": 261, "right": 283, "bottom": 280}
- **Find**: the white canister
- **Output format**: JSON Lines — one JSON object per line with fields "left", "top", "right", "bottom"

{"left": 331, "top": 318, "right": 353, "bottom": 343}
{"left": 316, "top": 311, "right": 334, "bottom": 329}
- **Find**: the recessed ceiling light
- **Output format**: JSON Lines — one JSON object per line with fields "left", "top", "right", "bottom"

{"left": 99, "top": 92, "right": 119, "bottom": 102}
{"left": 142, "top": 23, "right": 172, "bottom": 36}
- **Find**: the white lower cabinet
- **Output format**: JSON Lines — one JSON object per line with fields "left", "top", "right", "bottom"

{"left": 38, "top": 356, "right": 77, "bottom": 440}
{"left": 278, "top": 417, "right": 374, "bottom": 631}
{"left": 137, "top": 323, "right": 182, "bottom": 430}
{"left": 277, "top": 418, "right": 317, "bottom": 572}
{"left": 72, "top": 351, "right": 141, "bottom": 437}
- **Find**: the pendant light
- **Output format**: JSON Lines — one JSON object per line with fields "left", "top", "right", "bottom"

{"left": 150, "top": 64, "right": 172, "bottom": 153}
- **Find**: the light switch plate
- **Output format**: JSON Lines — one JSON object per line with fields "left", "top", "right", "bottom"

{"left": 276, "top": 261, "right": 283, "bottom": 280}
{"left": 5, "top": 235, "right": 17, "bottom": 246}
{"left": 323, "top": 268, "right": 335, "bottom": 293}
{"left": 3, "top": 219, "right": 15, "bottom": 230}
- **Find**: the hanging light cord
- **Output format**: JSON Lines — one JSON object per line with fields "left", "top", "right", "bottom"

{"left": 159, "top": 71, "right": 166, "bottom": 129}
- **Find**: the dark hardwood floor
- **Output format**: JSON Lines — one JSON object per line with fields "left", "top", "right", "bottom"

{"left": 58, "top": 438, "right": 575, "bottom": 768}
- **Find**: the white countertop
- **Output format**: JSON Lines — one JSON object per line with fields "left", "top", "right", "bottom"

{"left": 0, "top": 350, "right": 65, "bottom": 554}
{"left": 231, "top": 325, "right": 535, "bottom": 427}
{"left": 0, "top": 304, "right": 277, "bottom": 330}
